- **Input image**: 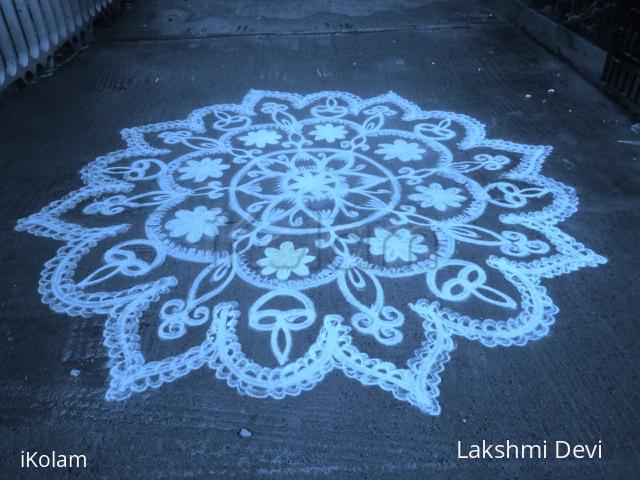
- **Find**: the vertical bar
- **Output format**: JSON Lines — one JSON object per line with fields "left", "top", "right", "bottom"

{"left": 77, "top": 0, "right": 89, "bottom": 23}
{"left": 0, "top": 0, "right": 29, "bottom": 67}
{"left": 0, "top": 53, "right": 6, "bottom": 84}
{"left": 68, "top": 0, "right": 83, "bottom": 28}
{"left": 26, "top": 0, "right": 50, "bottom": 52}
{"left": 49, "top": 0, "right": 68, "bottom": 40}
{"left": 35, "top": 0, "right": 59, "bottom": 46}
{"left": 58, "top": 0, "right": 75, "bottom": 33}
{"left": 14, "top": 0, "right": 40, "bottom": 59}
{"left": 86, "top": 0, "right": 97, "bottom": 17}
{"left": 0, "top": 6, "right": 18, "bottom": 76}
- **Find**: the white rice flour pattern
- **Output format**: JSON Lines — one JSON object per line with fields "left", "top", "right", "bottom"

{"left": 16, "top": 91, "right": 606, "bottom": 414}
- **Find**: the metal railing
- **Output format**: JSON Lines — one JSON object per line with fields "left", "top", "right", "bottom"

{"left": 601, "top": 2, "right": 640, "bottom": 114}
{"left": 0, "top": 0, "right": 117, "bottom": 90}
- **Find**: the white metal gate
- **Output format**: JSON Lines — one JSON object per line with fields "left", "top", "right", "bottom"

{"left": 0, "top": 0, "right": 116, "bottom": 90}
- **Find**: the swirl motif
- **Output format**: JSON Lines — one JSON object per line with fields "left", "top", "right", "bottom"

{"left": 16, "top": 90, "right": 606, "bottom": 414}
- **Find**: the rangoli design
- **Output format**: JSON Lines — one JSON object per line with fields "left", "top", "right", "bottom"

{"left": 16, "top": 91, "right": 606, "bottom": 414}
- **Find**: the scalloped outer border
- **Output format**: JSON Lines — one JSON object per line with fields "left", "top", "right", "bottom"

{"left": 15, "top": 90, "right": 607, "bottom": 415}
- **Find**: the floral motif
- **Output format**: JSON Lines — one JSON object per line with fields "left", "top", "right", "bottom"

{"left": 231, "top": 148, "right": 396, "bottom": 232}
{"left": 375, "top": 139, "right": 426, "bottom": 161}
{"left": 408, "top": 183, "right": 467, "bottom": 211}
{"left": 238, "top": 129, "right": 281, "bottom": 148}
{"left": 309, "top": 123, "right": 348, "bottom": 143}
{"left": 16, "top": 90, "right": 606, "bottom": 415}
{"left": 178, "top": 157, "right": 229, "bottom": 182}
{"left": 365, "top": 228, "right": 429, "bottom": 262}
{"left": 165, "top": 206, "right": 227, "bottom": 243}
{"left": 257, "top": 242, "right": 315, "bottom": 280}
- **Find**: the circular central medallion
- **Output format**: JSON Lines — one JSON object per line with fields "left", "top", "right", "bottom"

{"left": 15, "top": 90, "right": 606, "bottom": 414}
{"left": 229, "top": 148, "right": 402, "bottom": 234}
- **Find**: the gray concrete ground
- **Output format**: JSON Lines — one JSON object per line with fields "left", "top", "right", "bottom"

{"left": 1, "top": 0, "right": 639, "bottom": 478}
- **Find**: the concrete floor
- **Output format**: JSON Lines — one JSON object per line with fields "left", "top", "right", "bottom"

{"left": 1, "top": 0, "right": 639, "bottom": 478}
